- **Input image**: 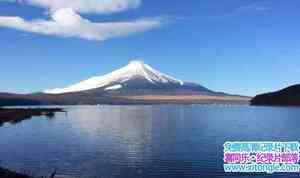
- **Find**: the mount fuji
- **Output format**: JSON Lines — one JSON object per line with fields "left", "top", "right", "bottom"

{"left": 0, "top": 61, "right": 250, "bottom": 105}
{"left": 44, "top": 61, "right": 211, "bottom": 95}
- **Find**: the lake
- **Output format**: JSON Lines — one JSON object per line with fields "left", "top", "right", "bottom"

{"left": 0, "top": 105, "right": 300, "bottom": 178}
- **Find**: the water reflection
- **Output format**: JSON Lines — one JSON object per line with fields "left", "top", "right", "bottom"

{"left": 69, "top": 106, "right": 154, "bottom": 171}
{"left": 0, "top": 105, "right": 300, "bottom": 178}
{"left": 0, "top": 108, "right": 63, "bottom": 127}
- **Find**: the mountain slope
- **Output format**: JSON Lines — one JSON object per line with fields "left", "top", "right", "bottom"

{"left": 251, "top": 84, "right": 300, "bottom": 106}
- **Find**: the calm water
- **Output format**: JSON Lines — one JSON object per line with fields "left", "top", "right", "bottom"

{"left": 1, "top": 105, "right": 300, "bottom": 178}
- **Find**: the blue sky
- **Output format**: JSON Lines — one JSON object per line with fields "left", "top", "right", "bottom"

{"left": 0, "top": 0, "right": 300, "bottom": 96}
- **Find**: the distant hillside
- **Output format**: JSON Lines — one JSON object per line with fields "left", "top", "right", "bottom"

{"left": 0, "top": 91, "right": 250, "bottom": 106}
{"left": 251, "top": 84, "right": 300, "bottom": 106}
{"left": 0, "top": 93, "right": 42, "bottom": 106}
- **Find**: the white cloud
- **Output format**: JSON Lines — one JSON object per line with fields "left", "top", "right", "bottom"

{"left": 0, "top": 0, "right": 168, "bottom": 41}
{"left": 2, "top": 0, "right": 141, "bottom": 14}
{"left": 0, "top": 8, "right": 164, "bottom": 41}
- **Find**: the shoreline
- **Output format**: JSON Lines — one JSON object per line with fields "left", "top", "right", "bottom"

{"left": 0, "top": 167, "right": 32, "bottom": 178}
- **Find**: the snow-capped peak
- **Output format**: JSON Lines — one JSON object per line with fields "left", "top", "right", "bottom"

{"left": 129, "top": 60, "right": 144, "bottom": 66}
{"left": 44, "top": 60, "right": 184, "bottom": 94}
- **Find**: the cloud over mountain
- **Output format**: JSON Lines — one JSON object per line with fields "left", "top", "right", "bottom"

{"left": 0, "top": 0, "right": 165, "bottom": 41}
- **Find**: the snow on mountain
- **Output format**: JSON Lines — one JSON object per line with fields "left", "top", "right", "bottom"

{"left": 105, "top": 84, "right": 123, "bottom": 91}
{"left": 44, "top": 60, "right": 185, "bottom": 94}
